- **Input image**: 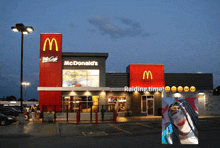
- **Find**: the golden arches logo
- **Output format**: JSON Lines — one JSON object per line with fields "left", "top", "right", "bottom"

{"left": 43, "top": 38, "right": 58, "bottom": 51}
{"left": 143, "top": 71, "right": 153, "bottom": 80}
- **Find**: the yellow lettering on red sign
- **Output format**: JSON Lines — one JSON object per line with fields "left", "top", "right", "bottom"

{"left": 43, "top": 38, "right": 58, "bottom": 51}
{"left": 143, "top": 71, "right": 153, "bottom": 80}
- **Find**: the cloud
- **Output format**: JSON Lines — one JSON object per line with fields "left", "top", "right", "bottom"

{"left": 87, "top": 16, "right": 150, "bottom": 39}
{"left": 116, "top": 18, "right": 141, "bottom": 29}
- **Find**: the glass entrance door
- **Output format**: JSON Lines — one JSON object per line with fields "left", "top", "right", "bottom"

{"left": 147, "top": 99, "right": 154, "bottom": 116}
{"left": 142, "top": 96, "right": 154, "bottom": 115}
{"left": 142, "top": 96, "right": 147, "bottom": 112}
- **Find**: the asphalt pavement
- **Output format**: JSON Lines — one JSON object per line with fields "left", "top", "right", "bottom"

{"left": 0, "top": 115, "right": 220, "bottom": 148}
{"left": 0, "top": 115, "right": 219, "bottom": 137}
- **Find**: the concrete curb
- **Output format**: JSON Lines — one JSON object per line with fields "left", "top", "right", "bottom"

{"left": 17, "top": 116, "right": 220, "bottom": 124}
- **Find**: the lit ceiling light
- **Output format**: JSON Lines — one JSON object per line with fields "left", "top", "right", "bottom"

{"left": 174, "top": 93, "right": 181, "bottom": 97}
{"left": 198, "top": 91, "right": 204, "bottom": 95}
{"left": 70, "top": 91, "right": 76, "bottom": 96}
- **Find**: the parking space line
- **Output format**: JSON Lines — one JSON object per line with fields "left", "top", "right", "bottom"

{"left": 103, "top": 131, "right": 108, "bottom": 135}
{"left": 136, "top": 122, "right": 158, "bottom": 129}
{"left": 107, "top": 123, "right": 132, "bottom": 135}
{"left": 81, "top": 132, "right": 86, "bottom": 136}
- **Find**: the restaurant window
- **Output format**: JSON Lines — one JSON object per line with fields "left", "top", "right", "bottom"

{"left": 108, "top": 96, "right": 126, "bottom": 112}
{"left": 62, "top": 96, "right": 99, "bottom": 113}
{"left": 62, "top": 70, "right": 99, "bottom": 87}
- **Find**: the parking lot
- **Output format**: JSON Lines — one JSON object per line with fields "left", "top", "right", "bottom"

{"left": 0, "top": 117, "right": 220, "bottom": 148}
{"left": 58, "top": 121, "right": 161, "bottom": 137}
{"left": 0, "top": 120, "right": 161, "bottom": 138}
{"left": 0, "top": 120, "right": 162, "bottom": 148}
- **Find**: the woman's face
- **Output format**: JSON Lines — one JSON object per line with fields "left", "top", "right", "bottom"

{"left": 171, "top": 105, "right": 192, "bottom": 134}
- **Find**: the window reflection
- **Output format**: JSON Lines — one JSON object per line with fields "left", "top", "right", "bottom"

{"left": 108, "top": 96, "right": 127, "bottom": 112}
{"left": 62, "top": 96, "right": 99, "bottom": 113}
{"left": 62, "top": 70, "right": 99, "bottom": 87}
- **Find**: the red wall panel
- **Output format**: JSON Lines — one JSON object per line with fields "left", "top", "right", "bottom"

{"left": 39, "top": 91, "right": 62, "bottom": 111}
{"left": 129, "top": 64, "right": 164, "bottom": 87}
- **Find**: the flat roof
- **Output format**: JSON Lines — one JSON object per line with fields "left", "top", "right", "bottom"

{"left": 62, "top": 52, "right": 108, "bottom": 59}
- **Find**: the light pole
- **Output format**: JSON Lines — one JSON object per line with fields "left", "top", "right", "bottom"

{"left": 11, "top": 24, "right": 34, "bottom": 112}
{"left": 22, "top": 82, "right": 30, "bottom": 104}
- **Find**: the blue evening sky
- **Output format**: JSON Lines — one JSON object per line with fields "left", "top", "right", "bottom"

{"left": 0, "top": 0, "right": 220, "bottom": 100}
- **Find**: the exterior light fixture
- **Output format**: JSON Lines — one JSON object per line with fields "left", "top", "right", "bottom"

{"left": 26, "top": 26, "right": 34, "bottom": 32}
{"left": 22, "top": 31, "right": 29, "bottom": 34}
{"left": 11, "top": 23, "right": 34, "bottom": 113}
{"left": 11, "top": 27, "right": 19, "bottom": 32}
{"left": 22, "top": 82, "right": 30, "bottom": 103}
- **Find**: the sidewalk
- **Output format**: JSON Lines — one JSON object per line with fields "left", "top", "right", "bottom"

{"left": 0, "top": 120, "right": 57, "bottom": 137}
{"left": 27, "top": 116, "right": 162, "bottom": 124}
{"left": 31, "top": 115, "right": 220, "bottom": 123}
{"left": 199, "top": 115, "right": 220, "bottom": 118}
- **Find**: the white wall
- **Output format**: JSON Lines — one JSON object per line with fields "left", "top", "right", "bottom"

{"left": 204, "top": 96, "right": 220, "bottom": 115}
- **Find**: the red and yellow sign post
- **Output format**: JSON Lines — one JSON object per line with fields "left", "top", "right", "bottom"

{"left": 39, "top": 34, "right": 62, "bottom": 111}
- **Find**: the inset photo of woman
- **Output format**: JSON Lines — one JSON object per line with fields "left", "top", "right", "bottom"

{"left": 162, "top": 97, "right": 198, "bottom": 144}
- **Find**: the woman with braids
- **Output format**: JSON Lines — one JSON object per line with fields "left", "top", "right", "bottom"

{"left": 162, "top": 97, "right": 198, "bottom": 144}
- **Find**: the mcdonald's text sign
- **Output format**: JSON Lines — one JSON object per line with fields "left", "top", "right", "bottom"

{"left": 128, "top": 64, "right": 164, "bottom": 87}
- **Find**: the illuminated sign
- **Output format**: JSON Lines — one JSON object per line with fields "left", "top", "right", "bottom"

{"left": 43, "top": 38, "right": 58, "bottom": 51}
{"left": 9, "top": 101, "right": 16, "bottom": 103}
{"left": 39, "top": 34, "right": 62, "bottom": 112}
{"left": 39, "top": 34, "right": 62, "bottom": 86}
{"left": 64, "top": 61, "right": 98, "bottom": 66}
{"left": 143, "top": 71, "right": 153, "bottom": 80}
{"left": 42, "top": 56, "right": 58, "bottom": 63}
{"left": 129, "top": 64, "right": 164, "bottom": 87}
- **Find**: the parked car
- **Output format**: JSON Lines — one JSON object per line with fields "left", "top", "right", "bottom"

{"left": 0, "top": 113, "right": 15, "bottom": 126}
{"left": 0, "top": 107, "right": 20, "bottom": 121}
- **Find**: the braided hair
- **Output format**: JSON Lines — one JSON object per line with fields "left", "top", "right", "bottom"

{"left": 168, "top": 99, "right": 198, "bottom": 144}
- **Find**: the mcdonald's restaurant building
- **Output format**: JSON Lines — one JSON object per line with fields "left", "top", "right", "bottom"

{"left": 37, "top": 33, "right": 213, "bottom": 116}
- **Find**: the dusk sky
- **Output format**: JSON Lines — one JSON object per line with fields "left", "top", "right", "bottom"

{"left": 0, "top": 0, "right": 220, "bottom": 100}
